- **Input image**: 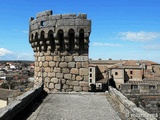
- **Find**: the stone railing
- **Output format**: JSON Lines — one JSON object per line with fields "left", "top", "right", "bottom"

{"left": 0, "top": 84, "right": 43, "bottom": 120}
{"left": 108, "top": 87, "right": 157, "bottom": 120}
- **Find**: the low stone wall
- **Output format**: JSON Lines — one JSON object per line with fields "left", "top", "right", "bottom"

{"left": 0, "top": 84, "right": 43, "bottom": 120}
{"left": 108, "top": 87, "right": 157, "bottom": 120}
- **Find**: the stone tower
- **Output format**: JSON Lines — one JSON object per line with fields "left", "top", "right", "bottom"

{"left": 29, "top": 10, "right": 91, "bottom": 92}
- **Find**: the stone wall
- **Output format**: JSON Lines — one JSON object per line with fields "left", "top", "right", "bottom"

{"left": 108, "top": 87, "right": 157, "bottom": 120}
{"left": 0, "top": 84, "right": 43, "bottom": 120}
{"left": 29, "top": 10, "right": 91, "bottom": 92}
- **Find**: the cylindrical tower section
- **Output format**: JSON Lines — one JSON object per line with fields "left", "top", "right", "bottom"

{"left": 29, "top": 10, "right": 91, "bottom": 92}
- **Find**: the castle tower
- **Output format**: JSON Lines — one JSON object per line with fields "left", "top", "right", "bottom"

{"left": 29, "top": 10, "right": 91, "bottom": 92}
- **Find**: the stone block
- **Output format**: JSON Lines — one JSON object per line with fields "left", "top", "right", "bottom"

{"left": 70, "top": 68, "right": 79, "bottom": 74}
{"left": 74, "top": 56, "right": 88, "bottom": 61}
{"left": 49, "top": 14, "right": 62, "bottom": 20}
{"left": 61, "top": 79, "right": 66, "bottom": 84}
{"left": 55, "top": 84, "right": 61, "bottom": 90}
{"left": 65, "top": 56, "right": 73, "bottom": 62}
{"left": 72, "top": 75, "right": 76, "bottom": 81}
{"left": 83, "top": 76, "right": 88, "bottom": 81}
{"left": 50, "top": 78, "right": 59, "bottom": 83}
{"left": 63, "top": 84, "right": 69, "bottom": 89}
{"left": 54, "top": 56, "right": 61, "bottom": 61}
{"left": 66, "top": 80, "right": 79, "bottom": 86}
{"left": 76, "top": 62, "right": 81, "bottom": 68}
{"left": 44, "top": 67, "right": 51, "bottom": 72}
{"left": 73, "top": 86, "right": 82, "bottom": 92}
{"left": 56, "top": 73, "right": 63, "bottom": 78}
{"left": 77, "top": 14, "right": 87, "bottom": 19}
{"left": 54, "top": 68, "right": 61, "bottom": 73}
{"left": 43, "top": 61, "right": 49, "bottom": 67}
{"left": 82, "top": 62, "right": 88, "bottom": 68}
{"left": 46, "top": 56, "right": 52, "bottom": 61}
{"left": 49, "top": 61, "right": 56, "bottom": 67}
{"left": 62, "top": 14, "right": 76, "bottom": 19}
{"left": 59, "top": 62, "right": 68, "bottom": 68}
{"left": 83, "top": 87, "right": 89, "bottom": 92}
{"left": 76, "top": 76, "right": 83, "bottom": 81}
{"left": 80, "top": 82, "right": 88, "bottom": 87}
{"left": 79, "top": 68, "right": 88, "bottom": 76}
{"left": 68, "top": 62, "right": 75, "bottom": 68}
{"left": 36, "top": 10, "right": 52, "bottom": 18}
{"left": 44, "top": 77, "right": 50, "bottom": 82}
{"left": 62, "top": 68, "right": 70, "bottom": 73}
{"left": 64, "top": 74, "right": 72, "bottom": 79}
{"left": 49, "top": 83, "right": 54, "bottom": 89}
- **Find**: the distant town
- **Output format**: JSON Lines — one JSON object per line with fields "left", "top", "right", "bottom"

{"left": 0, "top": 60, "right": 34, "bottom": 106}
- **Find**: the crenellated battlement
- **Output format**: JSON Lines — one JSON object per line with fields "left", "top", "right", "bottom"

{"left": 29, "top": 10, "right": 91, "bottom": 92}
{"left": 29, "top": 10, "right": 91, "bottom": 54}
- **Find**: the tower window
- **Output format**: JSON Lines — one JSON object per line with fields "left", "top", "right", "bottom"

{"left": 115, "top": 72, "right": 118, "bottom": 75}
{"left": 130, "top": 71, "right": 133, "bottom": 74}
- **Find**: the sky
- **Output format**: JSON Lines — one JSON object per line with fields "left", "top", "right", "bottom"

{"left": 0, "top": 0, "right": 160, "bottom": 63}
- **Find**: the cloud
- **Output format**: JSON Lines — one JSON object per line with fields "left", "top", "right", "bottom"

{"left": 143, "top": 44, "right": 160, "bottom": 51}
{"left": 0, "top": 48, "right": 13, "bottom": 56}
{"left": 93, "top": 42, "right": 123, "bottom": 47}
{"left": 118, "top": 31, "right": 160, "bottom": 42}
{"left": 0, "top": 48, "right": 34, "bottom": 60}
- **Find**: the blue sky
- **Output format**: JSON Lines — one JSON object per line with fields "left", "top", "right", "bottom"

{"left": 0, "top": 0, "right": 160, "bottom": 63}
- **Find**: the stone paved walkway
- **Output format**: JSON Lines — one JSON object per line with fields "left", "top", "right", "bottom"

{"left": 27, "top": 93, "right": 121, "bottom": 120}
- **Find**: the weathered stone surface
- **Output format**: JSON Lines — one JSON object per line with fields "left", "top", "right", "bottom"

{"left": 44, "top": 77, "right": 50, "bottom": 82}
{"left": 79, "top": 68, "right": 88, "bottom": 76}
{"left": 82, "top": 62, "right": 88, "bottom": 68}
{"left": 54, "top": 56, "right": 61, "bottom": 61}
{"left": 55, "top": 84, "right": 61, "bottom": 90}
{"left": 74, "top": 56, "right": 88, "bottom": 61}
{"left": 54, "top": 68, "right": 61, "bottom": 73}
{"left": 44, "top": 67, "right": 51, "bottom": 72}
{"left": 43, "top": 61, "right": 48, "bottom": 67}
{"left": 83, "top": 87, "right": 89, "bottom": 92}
{"left": 68, "top": 62, "right": 75, "bottom": 68}
{"left": 66, "top": 80, "right": 79, "bottom": 86}
{"left": 63, "top": 84, "right": 69, "bottom": 89}
{"left": 62, "top": 14, "right": 76, "bottom": 19}
{"left": 76, "top": 62, "right": 81, "bottom": 68}
{"left": 56, "top": 73, "right": 63, "bottom": 78}
{"left": 64, "top": 74, "right": 72, "bottom": 80}
{"left": 49, "top": 61, "right": 56, "bottom": 67}
{"left": 65, "top": 56, "right": 73, "bottom": 62}
{"left": 59, "top": 62, "right": 68, "bottom": 68}
{"left": 73, "top": 86, "right": 82, "bottom": 92}
{"left": 70, "top": 68, "right": 79, "bottom": 74}
{"left": 72, "top": 75, "right": 76, "bottom": 81}
{"left": 80, "top": 82, "right": 88, "bottom": 87}
{"left": 48, "top": 72, "right": 56, "bottom": 77}
{"left": 49, "top": 83, "right": 54, "bottom": 89}
{"left": 36, "top": 10, "right": 52, "bottom": 18}
{"left": 50, "top": 78, "right": 59, "bottom": 83}
{"left": 46, "top": 56, "right": 52, "bottom": 61}
{"left": 76, "top": 76, "right": 83, "bottom": 81}
{"left": 62, "top": 68, "right": 70, "bottom": 73}
{"left": 61, "top": 79, "right": 66, "bottom": 84}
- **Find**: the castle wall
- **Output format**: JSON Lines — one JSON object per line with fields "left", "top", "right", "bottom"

{"left": 29, "top": 10, "right": 91, "bottom": 92}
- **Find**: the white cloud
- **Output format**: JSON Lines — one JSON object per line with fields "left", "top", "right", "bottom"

{"left": 0, "top": 48, "right": 34, "bottom": 60}
{"left": 118, "top": 31, "right": 160, "bottom": 42}
{"left": 0, "top": 48, "right": 13, "bottom": 56}
{"left": 93, "top": 42, "right": 123, "bottom": 47}
{"left": 143, "top": 44, "right": 160, "bottom": 51}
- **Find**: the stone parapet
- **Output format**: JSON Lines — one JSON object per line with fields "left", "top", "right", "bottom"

{"left": 0, "top": 84, "right": 43, "bottom": 120}
{"left": 108, "top": 87, "right": 157, "bottom": 120}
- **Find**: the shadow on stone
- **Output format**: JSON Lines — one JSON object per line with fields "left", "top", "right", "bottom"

{"left": 11, "top": 90, "right": 48, "bottom": 120}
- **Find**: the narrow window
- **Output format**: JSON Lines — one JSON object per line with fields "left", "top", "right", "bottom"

{"left": 58, "top": 30, "right": 64, "bottom": 51}
{"left": 130, "top": 71, "right": 133, "bottom": 74}
{"left": 115, "top": 72, "right": 118, "bottom": 75}
{"left": 90, "top": 79, "right": 92, "bottom": 82}
{"left": 68, "top": 29, "right": 75, "bottom": 51}
{"left": 130, "top": 76, "right": 133, "bottom": 79}
{"left": 149, "top": 85, "right": 155, "bottom": 89}
{"left": 131, "top": 85, "right": 138, "bottom": 89}
{"left": 41, "top": 31, "right": 47, "bottom": 52}
{"left": 79, "top": 29, "right": 84, "bottom": 52}
{"left": 48, "top": 30, "right": 54, "bottom": 51}
{"left": 90, "top": 74, "right": 92, "bottom": 77}
{"left": 90, "top": 68, "right": 92, "bottom": 72}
